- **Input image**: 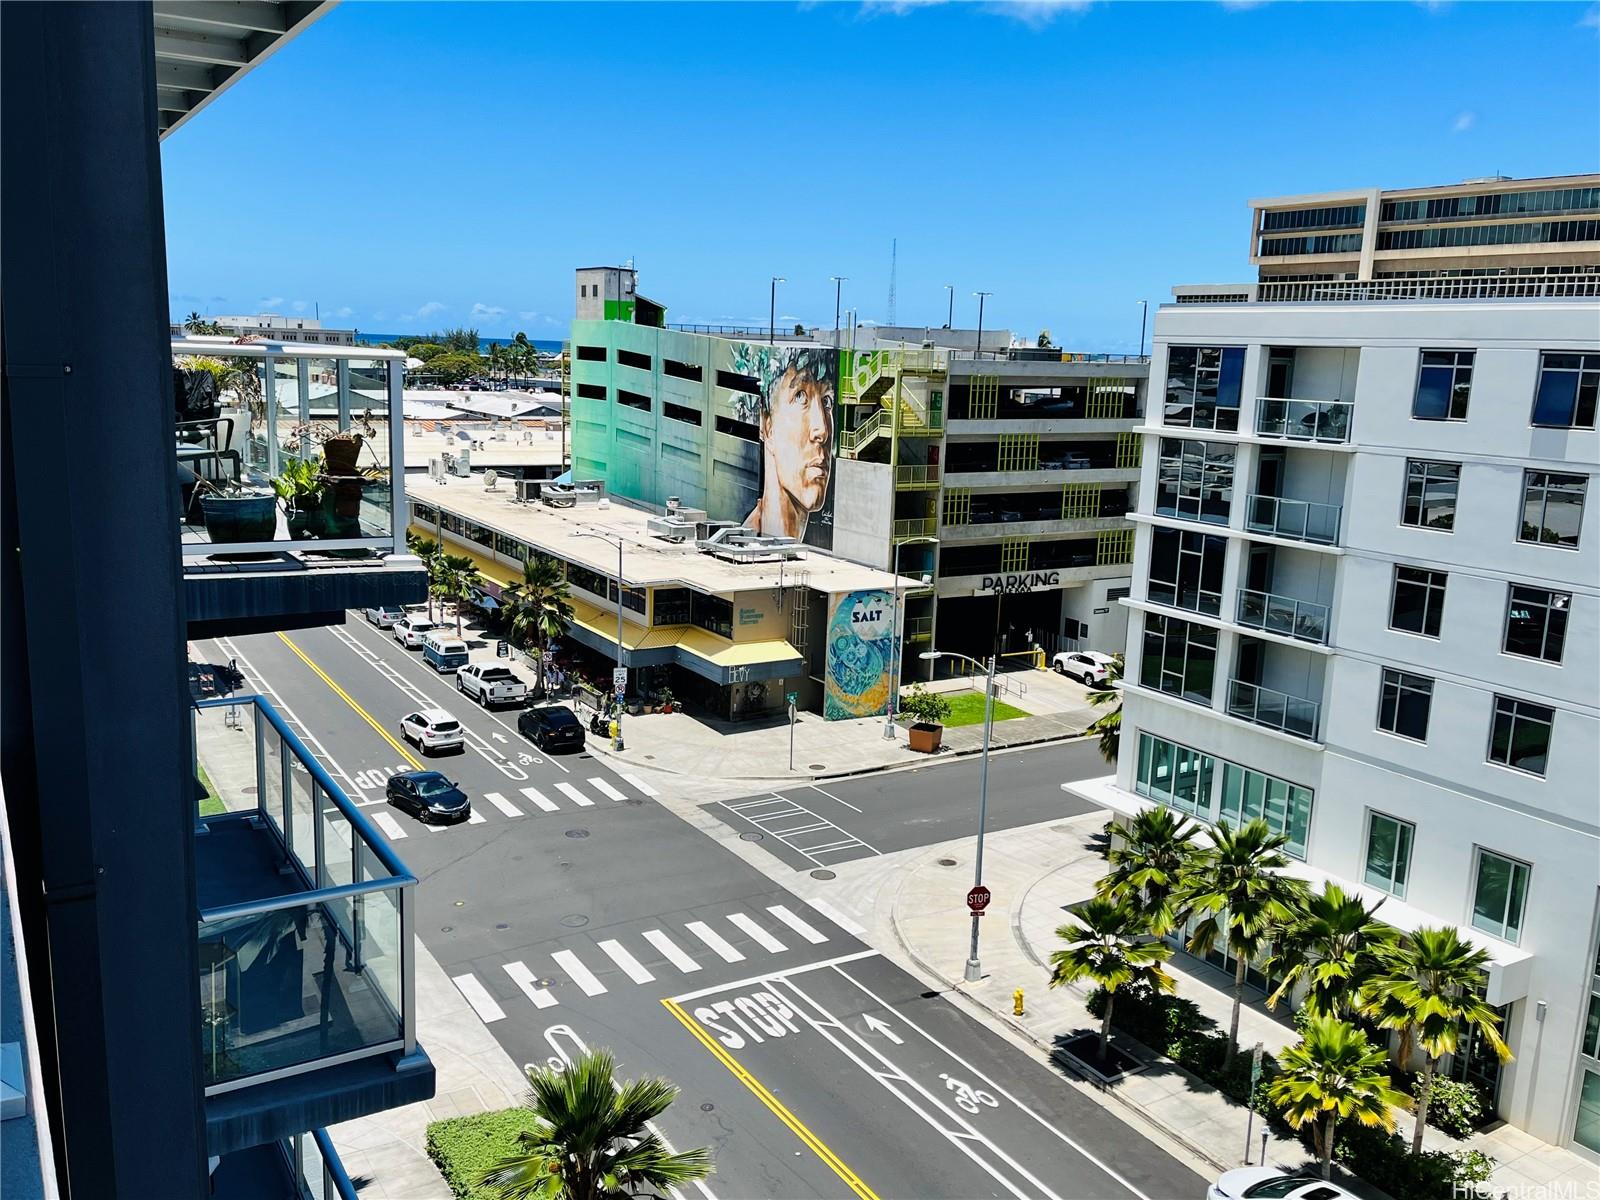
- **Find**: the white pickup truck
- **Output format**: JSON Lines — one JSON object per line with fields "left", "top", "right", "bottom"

{"left": 455, "top": 663, "right": 529, "bottom": 709}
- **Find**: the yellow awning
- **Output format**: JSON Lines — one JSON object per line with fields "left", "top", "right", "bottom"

{"left": 676, "top": 627, "right": 802, "bottom": 667}
{"left": 567, "top": 595, "right": 653, "bottom": 652}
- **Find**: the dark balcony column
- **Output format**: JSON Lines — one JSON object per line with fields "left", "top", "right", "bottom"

{"left": 2, "top": 3, "right": 208, "bottom": 1197}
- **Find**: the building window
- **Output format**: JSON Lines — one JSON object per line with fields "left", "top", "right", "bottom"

{"left": 576, "top": 383, "right": 606, "bottom": 401}
{"left": 1155, "top": 438, "right": 1234, "bottom": 525}
{"left": 663, "top": 358, "right": 703, "bottom": 382}
{"left": 1363, "top": 812, "right": 1414, "bottom": 899}
{"left": 690, "top": 592, "right": 733, "bottom": 638}
{"left": 1471, "top": 849, "right": 1530, "bottom": 943}
{"left": 1520, "top": 470, "right": 1587, "bottom": 549}
{"left": 617, "top": 349, "right": 651, "bottom": 371}
{"left": 1139, "top": 613, "right": 1218, "bottom": 706}
{"left": 1487, "top": 695, "right": 1554, "bottom": 777}
{"left": 1377, "top": 668, "right": 1433, "bottom": 742}
{"left": 1390, "top": 566, "right": 1447, "bottom": 638}
{"left": 1163, "top": 346, "right": 1244, "bottom": 432}
{"left": 1413, "top": 350, "right": 1474, "bottom": 421}
{"left": 616, "top": 388, "right": 652, "bottom": 412}
{"left": 1147, "top": 528, "right": 1225, "bottom": 616}
{"left": 714, "top": 415, "right": 760, "bottom": 443}
{"left": 575, "top": 345, "right": 606, "bottom": 362}
{"left": 715, "top": 368, "right": 762, "bottom": 396}
{"left": 1218, "top": 763, "right": 1312, "bottom": 860}
{"left": 1134, "top": 732, "right": 1215, "bottom": 818}
{"left": 1401, "top": 460, "right": 1460, "bottom": 531}
{"left": 1532, "top": 352, "right": 1600, "bottom": 429}
{"left": 653, "top": 587, "right": 691, "bottom": 626}
{"left": 663, "top": 401, "right": 702, "bottom": 426}
{"left": 1503, "top": 586, "right": 1569, "bottom": 663}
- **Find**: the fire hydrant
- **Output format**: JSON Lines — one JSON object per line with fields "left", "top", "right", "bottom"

{"left": 1013, "top": 988, "right": 1025, "bottom": 1016}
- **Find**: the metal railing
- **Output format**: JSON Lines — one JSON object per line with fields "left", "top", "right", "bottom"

{"left": 1246, "top": 494, "right": 1342, "bottom": 545}
{"left": 194, "top": 695, "right": 416, "bottom": 1096}
{"left": 952, "top": 350, "right": 1150, "bottom": 364}
{"left": 903, "top": 615, "right": 934, "bottom": 641}
{"left": 1236, "top": 587, "right": 1331, "bottom": 645}
{"left": 1227, "top": 679, "right": 1321, "bottom": 740}
{"left": 1146, "top": 582, "right": 1222, "bottom": 619}
{"left": 895, "top": 463, "right": 941, "bottom": 486}
{"left": 840, "top": 410, "right": 887, "bottom": 453}
{"left": 1255, "top": 273, "right": 1599, "bottom": 303}
{"left": 287, "top": 1129, "right": 360, "bottom": 1200}
{"left": 665, "top": 323, "right": 774, "bottom": 336}
{"left": 1255, "top": 397, "right": 1353, "bottom": 444}
{"left": 893, "top": 518, "right": 938, "bottom": 539}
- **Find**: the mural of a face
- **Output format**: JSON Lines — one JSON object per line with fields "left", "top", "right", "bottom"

{"left": 757, "top": 364, "right": 834, "bottom": 536}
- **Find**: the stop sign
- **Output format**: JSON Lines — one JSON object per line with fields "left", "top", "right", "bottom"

{"left": 966, "top": 885, "right": 991, "bottom": 914}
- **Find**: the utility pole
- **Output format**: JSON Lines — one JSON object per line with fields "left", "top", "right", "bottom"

{"left": 831, "top": 276, "right": 847, "bottom": 349}
{"left": 973, "top": 291, "right": 992, "bottom": 359}
{"left": 1137, "top": 299, "right": 1149, "bottom": 359}
{"left": 769, "top": 276, "right": 785, "bottom": 345}
{"left": 944, "top": 284, "right": 954, "bottom": 330}
{"left": 886, "top": 238, "right": 897, "bottom": 327}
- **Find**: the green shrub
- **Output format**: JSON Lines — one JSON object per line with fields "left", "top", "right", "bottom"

{"left": 898, "top": 684, "right": 952, "bottom": 725}
{"left": 425, "top": 1108, "right": 541, "bottom": 1200}
{"left": 1417, "top": 1076, "right": 1484, "bottom": 1138}
{"left": 1333, "top": 1121, "right": 1495, "bottom": 1200}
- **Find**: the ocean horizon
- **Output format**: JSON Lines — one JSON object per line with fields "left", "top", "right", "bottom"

{"left": 355, "top": 332, "right": 564, "bottom": 354}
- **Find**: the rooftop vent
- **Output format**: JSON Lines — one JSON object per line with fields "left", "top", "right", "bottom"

{"left": 696, "top": 524, "right": 806, "bottom": 563}
{"left": 646, "top": 505, "right": 710, "bottom": 542}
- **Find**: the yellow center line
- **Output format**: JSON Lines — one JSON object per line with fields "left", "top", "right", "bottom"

{"left": 275, "top": 632, "right": 425, "bottom": 772}
{"left": 660, "top": 998, "right": 879, "bottom": 1200}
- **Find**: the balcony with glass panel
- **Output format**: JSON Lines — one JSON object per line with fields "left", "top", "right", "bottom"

{"left": 1236, "top": 588, "right": 1331, "bottom": 645}
{"left": 174, "top": 338, "right": 426, "bottom": 630}
{"left": 1227, "top": 679, "right": 1321, "bottom": 740}
{"left": 192, "top": 694, "right": 433, "bottom": 1155}
{"left": 1254, "top": 345, "right": 1358, "bottom": 445}
{"left": 1226, "top": 636, "right": 1324, "bottom": 740}
{"left": 1255, "top": 397, "right": 1353, "bottom": 444}
{"left": 1246, "top": 494, "right": 1341, "bottom": 545}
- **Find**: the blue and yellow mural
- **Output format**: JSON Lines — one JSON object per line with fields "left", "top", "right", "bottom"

{"left": 823, "top": 589, "right": 898, "bottom": 720}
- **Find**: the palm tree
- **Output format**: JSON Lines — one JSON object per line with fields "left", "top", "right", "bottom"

{"left": 1361, "top": 926, "right": 1511, "bottom": 1154}
{"left": 503, "top": 555, "right": 574, "bottom": 693}
{"left": 1265, "top": 882, "right": 1394, "bottom": 1019}
{"left": 1267, "top": 1016, "right": 1404, "bottom": 1180}
{"left": 1178, "top": 818, "right": 1305, "bottom": 1066}
{"left": 406, "top": 533, "right": 443, "bottom": 621}
{"left": 1085, "top": 653, "right": 1123, "bottom": 764}
{"left": 184, "top": 310, "right": 204, "bottom": 332}
{"left": 1048, "top": 897, "right": 1175, "bottom": 1061}
{"left": 438, "top": 553, "right": 481, "bottom": 635}
{"left": 481, "top": 1048, "right": 712, "bottom": 1200}
{"left": 1096, "top": 805, "right": 1202, "bottom": 935}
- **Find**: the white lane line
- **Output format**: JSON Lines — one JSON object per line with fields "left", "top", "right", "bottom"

{"left": 832, "top": 967, "right": 1153, "bottom": 1200}
{"left": 805, "top": 898, "right": 867, "bottom": 937}
{"left": 451, "top": 973, "right": 506, "bottom": 1023}
{"left": 726, "top": 912, "right": 786, "bottom": 955}
{"left": 809, "top": 783, "right": 863, "bottom": 813}
{"left": 620, "top": 772, "right": 660, "bottom": 797}
{"left": 642, "top": 929, "right": 702, "bottom": 974}
{"left": 684, "top": 921, "right": 745, "bottom": 963}
{"left": 554, "top": 782, "right": 595, "bottom": 808}
{"left": 484, "top": 791, "right": 523, "bottom": 818}
{"left": 520, "top": 786, "right": 560, "bottom": 813}
{"left": 370, "top": 811, "right": 408, "bottom": 841}
{"left": 503, "top": 960, "right": 558, "bottom": 1010}
{"left": 668, "top": 948, "right": 879, "bottom": 1003}
{"left": 467, "top": 808, "right": 487, "bottom": 824}
{"left": 426, "top": 820, "right": 450, "bottom": 834}
{"left": 767, "top": 905, "right": 828, "bottom": 944}
{"left": 588, "top": 777, "right": 628, "bottom": 802}
{"left": 598, "top": 939, "right": 656, "bottom": 985}
{"left": 551, "top": 949, "right": 608, "bottom": 996}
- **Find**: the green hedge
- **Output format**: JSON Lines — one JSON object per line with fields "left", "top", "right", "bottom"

{"left": 425, "top": 1108, "right": 541, "bottom": 1200}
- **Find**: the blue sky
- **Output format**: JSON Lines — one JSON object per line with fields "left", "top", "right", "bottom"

{"left": 162, "top": 1, "right": 1600, "bottom": 352}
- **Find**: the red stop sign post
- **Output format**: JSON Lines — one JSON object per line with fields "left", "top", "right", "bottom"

{"left": 966, "top": 885, "right": 991, "bottom": 915}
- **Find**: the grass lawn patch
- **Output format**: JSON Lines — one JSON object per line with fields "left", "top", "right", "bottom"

{"left": 940, "top": 691, "right": 1028, "bottom": 727}
{"left": 426, "top": 1108, "right": 541, "bottom": 1200}
{"left": 197, "top": 762, "right": 226, "bottom": 817}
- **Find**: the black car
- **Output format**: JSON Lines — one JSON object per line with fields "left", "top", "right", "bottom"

{"left": 517, "top": 705, "right": 585, "bottom": 752}
{"left": 385, "top": 770, "right": 471, "bottom": 824}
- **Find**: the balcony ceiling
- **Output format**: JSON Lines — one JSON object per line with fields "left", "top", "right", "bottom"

{"left": 154, "top": 1, "right": 334, "bottom": 139}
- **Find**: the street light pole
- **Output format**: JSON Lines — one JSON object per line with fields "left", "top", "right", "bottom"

{"left": 883, "top": 536, "right": 936, "bottom": 741}
{"left": 831, "top": 276, "right": 847, "bottom": 349}
{"left": 576, "top": 528, "right": 627, "bottom": 751}
{"left": 944, "top": 284, "right": 954, "bottom": 330}
{"left": 973, "top": 291, "right": 992, "bottom": 359}
{"left": 770, "top": 276, "right": 786, "bottom": 345}
{"left": 1137, "top": 299, "right": 1148, "bottom": 359}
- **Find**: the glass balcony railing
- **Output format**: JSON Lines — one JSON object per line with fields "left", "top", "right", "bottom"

{"left": 1236, "top": 587, "right": 1331, "bottom": 645}
{"left": 293, "top": 1129, "right": 360, "bottom": 1200}
{"left": 1227, "top": 679, "right": 1321, "bottom": 740}
{"left": 175, "top": 339, "right": 407, "bottom": 560}
{"left": 194, "top": 695, "right": 416, "bottom": 1095}
{"left": 1246, "top": 494, "right": 1341, "bottom": 545}
{"left": 1255, "top": 397, "right": 1353, "bottom": 444}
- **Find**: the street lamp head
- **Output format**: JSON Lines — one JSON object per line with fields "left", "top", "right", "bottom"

{"left": 919, "top": 573, "right": 932, "bottom": 585}
{"left": 772, "top": 276, "right": 786, "bottom": 284}
{"left": 919, "top": 651, "right": 942, "bottom": 662}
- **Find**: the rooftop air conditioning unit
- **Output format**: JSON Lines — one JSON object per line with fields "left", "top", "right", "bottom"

{"left": 451, "top": 450, "right": 472, "bottom": 477}
{"left": 514, "top": 478, "right": 539, "bottom": 504}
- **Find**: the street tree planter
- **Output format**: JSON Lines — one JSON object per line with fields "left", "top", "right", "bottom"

{"left": 908, "top": 721, "right": 944, "bottom": 753}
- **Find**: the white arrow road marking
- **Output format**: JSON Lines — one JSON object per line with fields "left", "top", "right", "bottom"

{"left": 491, "top": 732, "right": 507, "bottom": 743}
{"left": 504, "top": 960, "right": 557, "bottom": 1009}
{"left": 863, "top": 1014, "right": 904, "bottom": 1044}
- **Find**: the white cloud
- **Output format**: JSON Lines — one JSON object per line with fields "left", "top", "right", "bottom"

{"left": 1218, "top": 0, "right": 1269, "bottom": 9}
{"left": 518, "top": 310, "right": 541, "bottom": 322}
{"left": 408, "top": 301, "right": 446, "bottom": 322}
{"left": 470, "top": 302, "right": 508, "bottom": 320}
{"left": 332, "top": 306, "right": 354, "bottom": 319}
{"left": 261, "top": 296, "right": 285, "bottom": 310}
{"left": 291, "top": 299, "right": 309, "bottom": 313}
{"left": 863, "top": 0, "right": 1090, "bottom": 25}
{"left": 1451, "top": 111, "right": 1476, "bottom": 134}
{"left": 1581, "top": 4, "right": 1600, "bottom": 29}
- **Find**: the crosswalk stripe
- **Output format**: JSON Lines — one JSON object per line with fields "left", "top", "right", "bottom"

{"left": 767, "top": 905, "right": 828, "bottom": 945}
{"left": 484, "top": 791, "right": 523, "bottom": 818}
{"left": 371, "top": 811, "right": 408, "bottom": 840}
{"left": 520, "top": 786, "right": 559, "bottom": 813}
{"left": 503, "top": 960, "right": 557, "bottom": 1009}
{"left": 588, "top": 777, "right": 628, "bottom": 802}
{"left": 552, "top": 949, "right": 607, "bottom": 996}
{"left": 451, "top": 973, "right": 506, "bottom": 1022}
{"left": 427, "top": 819, "right": 450, "bottom": 833}
{"left": 598, "top": 939, "right": 656, "bottom": 984}
{"left": 620, "top": 772, "right": 660, "bottom": 797}
{"left": 554, "top": 782, "right": 595, "bottom": 808}
{"left": 804, "top": 897, "right": 866, "bottom": 937}
{"left": 642, "top": 929, "right": 702, "bottom": 974}
{"left": 727, "top": 912, "right": 786, "bottom": 954}
{"left": 685, "top": 921, "right": 745, "bottom": 963}
{"left": 467, "top": 808, "right": 487, "bottom": 824}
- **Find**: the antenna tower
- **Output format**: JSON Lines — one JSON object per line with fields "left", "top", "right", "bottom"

{"left": 886, "top": 238, "right": 898, "bottom": 326}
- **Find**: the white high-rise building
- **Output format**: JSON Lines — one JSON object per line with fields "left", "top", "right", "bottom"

{"left": 1068, "top": 175, "right": 1600, "bottom": 1157}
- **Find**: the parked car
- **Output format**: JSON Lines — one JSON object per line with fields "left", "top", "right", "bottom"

{"left": 1207, "top": 1168, "right": 1355, "bottom": 1200}
{"left": 399, "top": 708, "right": 465, "bottom": 755}
{"left": 1051, "top": 650, "right": 1117, "bottom": 685}
{"left": 363, "top": 605, "right": 404, "bottom": 628}
{"left": 385, "top": 770, "right": 470, "bottom": 825}
{"left": 393, "top": 615, "right": 436, "bottom": 649}
{"left": 457, "top": 663, "right": 529, "bottom": 708}
{"left": 420, "top": 632, "right": 470, "bottom": 674}
{"left": 517, "top": 705, "right": 586, "bottom": 753}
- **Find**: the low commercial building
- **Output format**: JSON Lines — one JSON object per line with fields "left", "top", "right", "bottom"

{"left": 170, "top": 313, "right": 358, "bottom": 345}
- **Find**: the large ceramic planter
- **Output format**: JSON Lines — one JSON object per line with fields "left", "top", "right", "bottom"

{"left": 908, "top": 722, "right": 943, "bottom": 753}
{"left": 200, "top": 493, "right": 277, "bottom": 543}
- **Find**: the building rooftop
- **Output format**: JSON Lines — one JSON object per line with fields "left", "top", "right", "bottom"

{"left": 408, "top": 473, "right": 918, "bottom": 597}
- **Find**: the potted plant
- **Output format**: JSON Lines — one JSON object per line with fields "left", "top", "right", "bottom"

{"left": 283, "top": 414, "right": 379, "bottom": 539}
{"left": 192, "top": 478, "right": 277, "bottom": 545}
{"left": 658, "top": 687, "right": 675, "bottom": 715}
{"left": 272, "top": 455, "right": 325, "bottom": 539}
{"left": 898, "top": 684, "right": 951, "bottom": 753}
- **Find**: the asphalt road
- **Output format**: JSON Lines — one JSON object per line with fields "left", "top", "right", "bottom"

{"left": 196, "top": 618, "right": 1203, "bottom": 1200}
{"left": 704, "top": 741, "right": 1111, "bottom": 871}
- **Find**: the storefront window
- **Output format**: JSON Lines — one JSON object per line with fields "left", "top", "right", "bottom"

{"left": 691, "top": 593, "right": 733, "bottom": 638}
{"left": 653, "top": 588, "right": 692, "bottom": 626}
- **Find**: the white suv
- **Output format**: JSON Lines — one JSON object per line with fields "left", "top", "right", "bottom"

{"left": 364, "top": 605, "right": 404, "bottom": 628}
{"left": 393, "top": 615, "right": 436, "bottom": 649}
{"left": 1051, "top": 650, "right": 1116, "bottom": 686}
{"left": 399, "top": 709, "right": 465, "bottom": 755}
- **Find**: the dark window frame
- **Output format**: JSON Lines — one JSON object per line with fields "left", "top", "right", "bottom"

{"left": 1147, "top": 527, "right": 1226, "bottom": 616}
{"left": 1487, "top": 694, "right": 1554, "bottom": 778}
{"left": 1377, "top": 667, "right": 1434, "bottom": 742}
{"left": 1389, "top": 565, "right": 1448, "bottom": 638}
{"left": 1413, "top": 350, "right": 1474, "bottom": 421}
{"left": 1532, "top": 351, "right": 1600, "bottom": 430}
{"left": 1503, "top": 585, "right": 1569, "bottom": 664}
{"left": 1139, "top": 613, "right": 1218, "bottom": 706}
{"left": 1519, "top": 470, "right": 1587, "bottom": 549}
{"left": 1401, "top": 459, "right": 1461, "bottom": 531}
